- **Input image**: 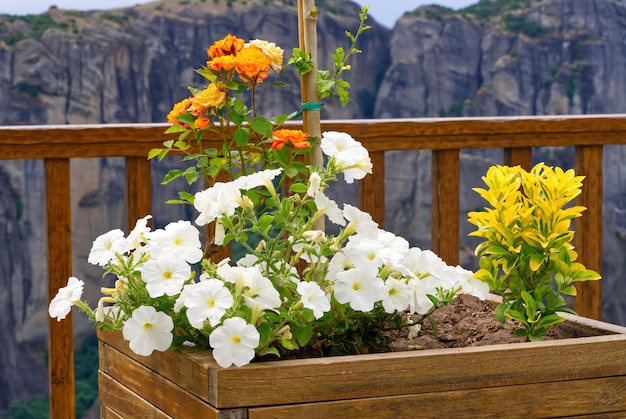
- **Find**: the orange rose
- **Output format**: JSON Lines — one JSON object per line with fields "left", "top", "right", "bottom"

{"left": 235, "top": 46, "right": 271, "bottom": 83}
{"left": 208, "top": 55, "right": 238, "bottom": 73}
{"left": 188, "top": 84, "right": 226, "bottom": 115}
{"left": 208, "top": 34, "right": 244, "bottom": 59}
{"left": 247, "top": 39, "right": 284, "bottom": 72}
{"left": 167, "top": 98, "right": 191, "bottom": 125}
{"left": 194, "top": 117, "right": 210, "bottom": 131}
{"left": 272, "top": 129, "right": 311, "bottom": 150}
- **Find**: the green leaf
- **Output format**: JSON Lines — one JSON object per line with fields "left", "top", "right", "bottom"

{"left": 234, "top": 128, "right": 250, "bottom": 147}
{"left": 148, "top": 148, "right": 163, "bottom": 160}
{"left": 289, "top": 183, "right": 308, "bottom": 194}
{"left": 164, "top": 124, "right": 186, "bottom": 134}
{"left": 250, "top": 117, "right": 274, "bottom": 138}
{"left": 177, "top": 113, "right": 196, "bottom": 126}
{"left": 178, "top": 191, "right": 195, "bottom": 204}
{"left": 162, "top": 169, "right": 183, "bottom": 184}
{"left": 291, "top": 322, "right": 313, "bottom": 347}
{"left": 494, "top": 303, "right": 509, "bottom": 323}
{"left": 537, "top": 314, "right": 565, "bottom": 328}
{"left": 280, "top": 336, "right": 298, "bottom": 351}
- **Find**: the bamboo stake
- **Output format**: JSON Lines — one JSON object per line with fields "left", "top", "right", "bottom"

{"left": 298, "top": 0, "right": 324, "bottom": 231}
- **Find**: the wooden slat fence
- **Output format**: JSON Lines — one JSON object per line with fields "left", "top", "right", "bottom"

{"left": 0, "top": 114, "right": 624, "bottom": 418}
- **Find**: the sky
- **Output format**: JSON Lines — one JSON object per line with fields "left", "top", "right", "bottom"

{"left": 0, "top": 0, "right": 476, "bottom": 28}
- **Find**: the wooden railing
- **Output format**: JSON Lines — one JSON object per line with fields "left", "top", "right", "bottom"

{"left": 1, "top": 114, "right": 624, "bottom": 418}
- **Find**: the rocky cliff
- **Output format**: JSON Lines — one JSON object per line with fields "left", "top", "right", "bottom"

{"left": 2, "top": 0, "right": 626, "bottom": 412}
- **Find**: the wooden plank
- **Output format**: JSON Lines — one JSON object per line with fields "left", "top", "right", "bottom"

{"left": 358, "top": 150, "right": 385, "bottom": 228}
{"left": 46, "top": 158, "right": 75, "bottom": 419}
{"left": 98, "top": 371, "right": 173, "bottom": 419}
{"left": 574, "top": 145, "right": 603, "bottom": 320}
{"left": 126, "top": 156, "right": 153, "bottom": 231}
{"left": 98, "top": 329, "right": 626, "bottom": 410}
{"left": 99, "top": 338, "right": 224, "bottom": 419}
{"left": 431, "top": 149, "right": 459, "bottom": 265}
{"left": 210, "top": 335, "right": 626, "bottom": 408}
{"left": 100, "top": 403, "right": 125, "bottom": 419}
{"left": 503, "top": 146, "right": 532, "bottom": 170}
{"left": 2, "top": 116, "right": 626, "bottom": 159}
{"left": 247, "top": 376, "right": 626, "bottom": 419}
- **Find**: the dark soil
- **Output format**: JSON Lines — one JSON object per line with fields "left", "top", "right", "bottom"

{"left": 391, "top": 293, "right": 588, "bottom": 352}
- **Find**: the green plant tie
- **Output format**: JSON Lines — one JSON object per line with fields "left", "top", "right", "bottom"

{"left": 288, "top": 102, "right": 323, "bottom": 120}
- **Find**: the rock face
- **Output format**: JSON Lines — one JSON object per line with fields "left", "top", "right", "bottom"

{"left": 2, "top": 0, "right": 626, "bottom": 412}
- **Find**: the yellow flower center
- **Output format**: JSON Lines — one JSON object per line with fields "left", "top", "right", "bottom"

{"left": 163, "top": 271, "right": 172, "bottom": 279}
{"left": 174, "top": 237, "right": 183, "bottom": 246}
{"left": 143, "top": 323, "right": 153, "bottom": 329}
{"left": 232, "top": 336, "right": 241, "bottom": 344}
{"left": 207, "top": 298, "right": 215, "bottom": 307}
{"left": 352, "top": 283, "right": 361, "bottom": 291}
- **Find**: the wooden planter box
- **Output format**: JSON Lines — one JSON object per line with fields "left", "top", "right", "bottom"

{"left": 98, "top": 308, "right": 626, "bottom": 418}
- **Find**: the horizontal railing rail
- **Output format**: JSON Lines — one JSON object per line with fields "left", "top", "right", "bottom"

{"left": 1, "top": 114, "right": 625, "bottom": 418}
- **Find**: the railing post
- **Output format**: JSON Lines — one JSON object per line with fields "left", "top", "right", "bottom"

{"left": 46, "top": 158, "right": 75, "bottom": 419}
{"left": 574, "top": 145, "right": 603, "bottom": 320}
{"left": 431, "top": 149, "right": 459, "bottom": 266}
{"left": 503, "top": 147, "right": 532, "bottom": 170}
{"left": 126, "top": 157, "right": 153, "bottom": 231}
{"left": 359, "top": 150, "right": 385, "bottom": 229}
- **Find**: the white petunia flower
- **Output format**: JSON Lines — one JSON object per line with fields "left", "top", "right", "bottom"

{"left": 127, "top": 215, "right": 152, "bottom": 251}
{"left": 242, "top": 268, "right": 281, "bottom": 311}
{"left": 333, "top": 264, "right": 385, "bottom": 312}
{"left": 236, "top": 253, "right": 258, "bottom": 267}
{"left": 237, "top": 168, "right": 283, "bottom": 196}
{"left": 314, "top": 192, "right": 346, "bottom": 226}
{"left": 184, "top": 279, "right": 234, "bottom": 328}
{"left": 381, "top": 277, "right": 411, "bottom": 313}
{"left": 149, "top": 220, "right": 203, "bottom": 263}
{"left": 194, "top": 182, "right": 242, "bottom": 226}
{"left": 297, "top": 281, "right": 330, "bottom": 319}
{"left": 343, "top": 204, "right": 379, "bottom": 237}
{"left": 142, "top": 254, "right": 191, "bottom": 297}
{"left": 320, "top": 131, "right": 367, "bottom": 159}
{"left": 209, "top": 317, "right": 259, "bottom": 368}
{"left": 452, "top": 265, "right": 489, "bottom": 300}
{"left": 407, "top": 277, "right": 434, "bottom": 315}
{"left": 88, "top": 229, "right": 128, "bottom": 266}
{"left": 320, "top": 131, "right": 371, "bottom": 183}
{"left": 48, "top": 276, "right": 84, "bottom": 321}
{"left": 339, "top": 155, "right": 373, "bottom": 184}
{"left": 307, "top": 172, "right": 322, "bottom": 197}
{"left": 123, "top": 306, "right": 174, "bottom": 356}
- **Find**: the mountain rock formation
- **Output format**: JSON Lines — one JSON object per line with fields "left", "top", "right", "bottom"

{"left": 1, "top": 0, "right": 626, "bottom": 412}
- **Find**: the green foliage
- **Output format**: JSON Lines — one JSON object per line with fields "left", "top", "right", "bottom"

{"left": 468, "top": 163, "right": 601, "bottom": 341}
{"left": 406, "top": 5, "right": 454, "bottom": 22}
{"left": 6, "top": 13, "right": 69, "bottom": 41}
{"left": 460, "top": 0, "right": 533, "bottom": 25}
{"left": 101, "top": 13, "right": 134, "bottom": 24}
{"left": 8, "top": 334, "right": 99, "bottom": 419}
{"left": 8, "top": 397, "right": 49, "bottom": 419}
{"left": 317, "top": 6, "right": 371, "bottom": 106}
{"left": 502, "top": 13, "right": 546, "bottom": 37}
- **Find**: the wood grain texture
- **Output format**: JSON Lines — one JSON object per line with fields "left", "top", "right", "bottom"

{"left": 46, "top": 158, "right": 74, "bottom": 419}
{"left": 99, "top": 341, "right": 222, "bottom": 419}
{"left": 126, "top": 157, "right": 153, "bottom": 231}
{"left": 503, "top": 146, "right": 532, "bottom": 170}
{"left": 359, "top": 150, "right": 385, "bottom": 228}
{"left": 2, "top": 115, "right": 626, "bottom": 159}
{"left": 99, "top": 371, "right": 173, "bottom": 419}
{"left": 574, "top": 145, "right": 603, "bottom": 319}
{"left": 99, "top": 325, "right": 626, "bottom": 411}
{"left": 247, "top": 376, "right": 626, "bottom": 418}
{"left": 432, "top": 149, "right": 459, "bottom": 265}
